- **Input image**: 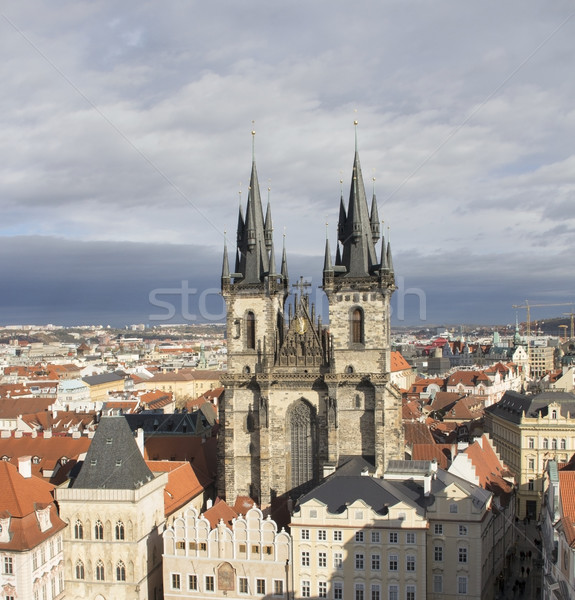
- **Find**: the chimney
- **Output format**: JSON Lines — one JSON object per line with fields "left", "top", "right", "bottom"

{"left": 18, "top": 456, "right": 32, "bottom": 478}
{"left": 136, "top": 428, "right": 145, "bottom": 457}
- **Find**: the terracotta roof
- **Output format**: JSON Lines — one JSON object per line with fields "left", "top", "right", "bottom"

{"left": 428, "top": 392, "right": 463, "bottom": 413}
{"left": 559, "top": 471, "right": 575, "bottom": 547}
{"left": 233, "top": 495, "right": 256, "bottom": 515}
{"left": 204, "top": 497, "right": 239, "bottom": 529}
{"left": 0, "top": 398, "right": 53, "bottom": 418}
{"left": 402, "top": 400, "right": 422, "bottom": 420}
{"left": 0, "top": 462, "right": 66, "bottom": 551}
{"left": 0, "top": 435, "right": 91, "bottom": 481}
{"left": 412, "top": 443, "right": 453, "bottom": 469}
{"left": 390, "top": 351, "right": 411, "bottom": 372}
{"left": 404, "top": 422, "right": 435, "bottom": 445}
{"left": 147, "top": 461, "right": 205, "bottom": 516}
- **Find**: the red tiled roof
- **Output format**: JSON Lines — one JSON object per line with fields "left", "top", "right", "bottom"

{"left": 147, "top": 461, "right": 205, "bottom": 516}
{"left": 404, "top": 422, "right": 435, "bottom": 445}
{"left": 204, "top": 498, "right": 239, "bottom": 529}
{"left": 560, "top": 471, "right": 575, "bottom": 547}
{"left": 390, "top": 352, "right": 411, "bottom": 373}
{"left": 412, "top": 444, "right": 453, "bottom": 470}
{"left": 0, "top": 462, "right": 66, "bottom": 551}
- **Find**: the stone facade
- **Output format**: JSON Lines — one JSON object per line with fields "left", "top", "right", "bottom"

{"left": 219, "top": 138, "right": 404, "bottom": 506}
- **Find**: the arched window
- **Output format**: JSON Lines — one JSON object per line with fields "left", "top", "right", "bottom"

{"left": 96, "top": 560, "right": 105, "bottom": 581}
{"left": 351, "top": 308, "right": 363, "bottom": 344}
{"left": 115, "top": 521, "right": 125, "bottom": 540}
{"left": 75, "top": 560, "right": 85, "bottom": 580}
{"left": 94, "top": 520, "right": 103, "bottom": 540}
{"left": 74, "top": 520, "right": 83, "bottom": 540}
{"left": 552, "top": 409, "right": 558, "bottom": 419}
{"left": 116, "top": 560, "right": 126, "bottom": 581}
{"left": 552, "top": 439, "right": 558, "bottom": 450}
{"left": 561, "top": 439, "right": 567, "bottom": 450}
{"left": 543, "top": 438, "right": 549, "bottom": 449}
{"left": 246, "top": 312, "right": 256, "bottom": 349}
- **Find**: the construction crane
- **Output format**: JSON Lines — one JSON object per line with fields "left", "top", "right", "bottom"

{"left": 511, "top": 301, "right": 574, "bottom": 339}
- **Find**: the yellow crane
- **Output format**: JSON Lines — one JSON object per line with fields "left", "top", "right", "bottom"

{"left": 511, "top": 301, "right": 574, "bottom": 339}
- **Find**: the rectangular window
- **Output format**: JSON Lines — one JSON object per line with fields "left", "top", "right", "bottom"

{"left": 371, "top": 584, "right": 381, "bottom": 600}
{"left": 406, "top": 585, "right": 416, "bottom": 600}
{"left": 274, "top": 580, "right": 283, "bottom": 596}
{"left": 189, "top": 574, "right": 198, "bottom": 590}
{"left": 371, "top": 553, "right": 381, "bottom": 570}
{"left": 433, "top": 575, "right": 443, "bottom": 593}
{"left": 334, "top": 530, "right": 342, "bottom": 542}
{"left": 239, "top": 577, "right": 248, "bottom": 594}
{"left": 528, "top": 437, "right": 534, "bottom": 448}
{"left": 389, "top": 584, "right": 399, "bottom": 600}
{"left": 334, "top": 582, "right": 343, "bottom": 599}
{"left": 251, "top": 545, "right": 259, "bottom": 554}
{"left": 449, "top": 503, "right": 458, "bottom": 513}
{"left": 318, "top": 529, "right": 327, "bottom": 541}
{"left": 406, "top": 532, "right": 416, "bottom": 544}
{"left": 264, "top": 545, "right": 273, "bottom": 555}
{"left": 302, "top": 580, "right": 311, "bottom": 598}
{"left": 334, "top": 552, "right": 343, "bottom": 569}
{"left": 528, "top": 458, "right": 535, "bottom": 470}
{"left": 389, "top": 554, "right": 398, "bottom": 571}
{"left": 355, "top": 583, "right": 365, "bottom": 600}
{"left": 389, "top": 531, "right": 398, "bottom": 544}
{"left": 171, "top": 574, "right": 181, "bottom": 590}
{"left": 199, "top": 542, "right": 207, "bottom": 551}
{"left": 176, "top": 541, "right": 185, "bottom": 549}
{"left": 256, "top": 579, "right": 266, "bottom": 595}
{"left": 459, "top": 525, "right": 468, "bottom": 536}
{"left": 4, "top": 557, "right": 13, "bottom": 574}
{"left": 355, "top": 553, "right": 364, "bottom": 570}
{"left": 528, "top": 479, "right": 535, "bottom": 491}
{"left": 458, "top": 547, "right": 468, "bottom": 563}
{"left": 371, "top": 531, "right": 380, "bottom": 543}
{"left": 301, "top": 529, "right": 310, "bottom": 540}
{"left": 319, "top": 581, "right": 327, "bottom": 598}
{"left": 355, "top": 531, "right": 364, "bottom": 542}
{"left": 205, "top": 575, "right": 214, "bottom": 592}
{"left": 301, "top": 551, "right": 310, "bottom": 567}
{"left": 434, "top": 545, "right": 443, "bottom": 561}
{"left": 458, "top": 576, "right": 468, "bottom": 594}
{"left": 406, "top": 555, "right": 416, "bottom": 571}
{"left": 434, "top": 523, "right": 443, "bottom": 535}
{"left": 318, "top": 552, "right": 327, "bottom": 567}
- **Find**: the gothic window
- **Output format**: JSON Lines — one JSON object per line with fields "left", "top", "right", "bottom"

{"left": 94, "top": 520, "right": 103, "bottom": 540}
{"left": 74, "top": 520, "right": 83, "bottom": 539}
{"left": 246, "top": 312, "right": 256, "bottom": 349}
{"left": 96, "top": 560, "right": 105, "bottom": 581}
{"left": 288, "top": 401, "right": 314, "bottom": 492}
{"left": 115, "top": 521, "right": 125, "bottom": 540}
{"left": 75, "top": 560, "right": 85, "bottom": 580}
{"left": 351, "top": 308, "right": 364, "bottom": 344}
{"left": 116, "top": 561, "right": 126, "bottom": 581}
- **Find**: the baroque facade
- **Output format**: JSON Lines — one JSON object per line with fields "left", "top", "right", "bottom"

{"left": 218, "top": 132, "right": 403, "bottom": 506}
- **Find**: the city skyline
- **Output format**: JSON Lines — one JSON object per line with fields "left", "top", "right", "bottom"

{"left": 1, "top": 2, "right": 574, "bottom": 326}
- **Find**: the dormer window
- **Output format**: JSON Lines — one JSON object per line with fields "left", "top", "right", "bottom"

{"left": 552, "top": 409, "right": 558, "bottom": 419}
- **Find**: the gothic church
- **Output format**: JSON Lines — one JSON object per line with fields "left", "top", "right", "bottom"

{"left": 219, "top": 130, "right": 403, "bottom": 506}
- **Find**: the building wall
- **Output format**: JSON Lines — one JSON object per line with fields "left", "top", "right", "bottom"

{"left": 56, "top": 474, "right": 168, "bottom": 600}
{"left": 163, "top": 506, "right": 291, "bottom": 599}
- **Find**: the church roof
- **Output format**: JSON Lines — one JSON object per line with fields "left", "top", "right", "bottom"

{"left": 72, "top": 416, "right": 154, "bottom": 490}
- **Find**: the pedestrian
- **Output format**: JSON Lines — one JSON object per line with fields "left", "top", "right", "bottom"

{"left": 521, "top": 566, "right": 525, "bottom": 576}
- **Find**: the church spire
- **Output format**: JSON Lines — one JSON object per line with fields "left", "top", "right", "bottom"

{"left": 233, "top": 130, "right": 270, "bottom": 285}
{"left": 222, "top": 233, "right": 230, "bottom": 281}
{"left": 337, "top": 124, "right": 379, "bottom": 277}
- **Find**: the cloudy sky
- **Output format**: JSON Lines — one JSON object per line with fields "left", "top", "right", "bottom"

{"left": 1, "top": 1, "right": 574, "bottom": 328}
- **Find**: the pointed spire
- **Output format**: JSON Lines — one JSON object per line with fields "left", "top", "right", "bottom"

{"left": 281, "top": 231, "right": 289, "bottom": 284}
{"left": 323, "top": 237, "right": 333, "bottom": 274}
{"left": 264, "top": 192, "right": 273, "bottom": 250}
{"left": 380, "top": 234, "right": 388, "bottom": 271}
{"left": 337, "top": 192, "right": 346, "bottom": 243}
{"left": 268, "top": 240, "right": 277, "bottom": 276}
{"left": 386, "top": 240, "right": 394, "bottom": 274}
{"left": 370, "top": 180, "right": 380, "bottom": 243}
{"left": 222, "top": 232, "right": 230, "bottom": 279}
{"left": 335, "top": 243, "right": 342, "bottom": 266}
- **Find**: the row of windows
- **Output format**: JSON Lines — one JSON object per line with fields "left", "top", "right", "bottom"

{"left": 433, "top": 523, "right": 468, "bottom": 536}
{"left": 33, "top": 572, "right": 64, "bottom": 600}
{"left": 301, "top": 551, "right": 416, "bottom": 571}
{"left": 74, "top": 520, "right": 125, "bottom": 540}
{"left": 433, "top": 545, "right": 468, "bottom": 563}
{"left": 301, "top": 581, "right": 418, "bottom": 600}
{"left": 31, "top": 537, "right": 63, "bottom": 570}
{"left": 175, "top": 541, "right": 274, "bottom": 554}
{"left": 171, "top": 573, "right": 284, "bottom": 596}
{"left": 75, "top": 559, "right": 126, "bottom": 581}
{"left": 301, "top": 529, "right": 418, "bottom": 544}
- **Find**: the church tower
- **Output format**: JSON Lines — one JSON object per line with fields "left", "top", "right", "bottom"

{"left": 218, "top": 128, "right": 403, "bottom": 507}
